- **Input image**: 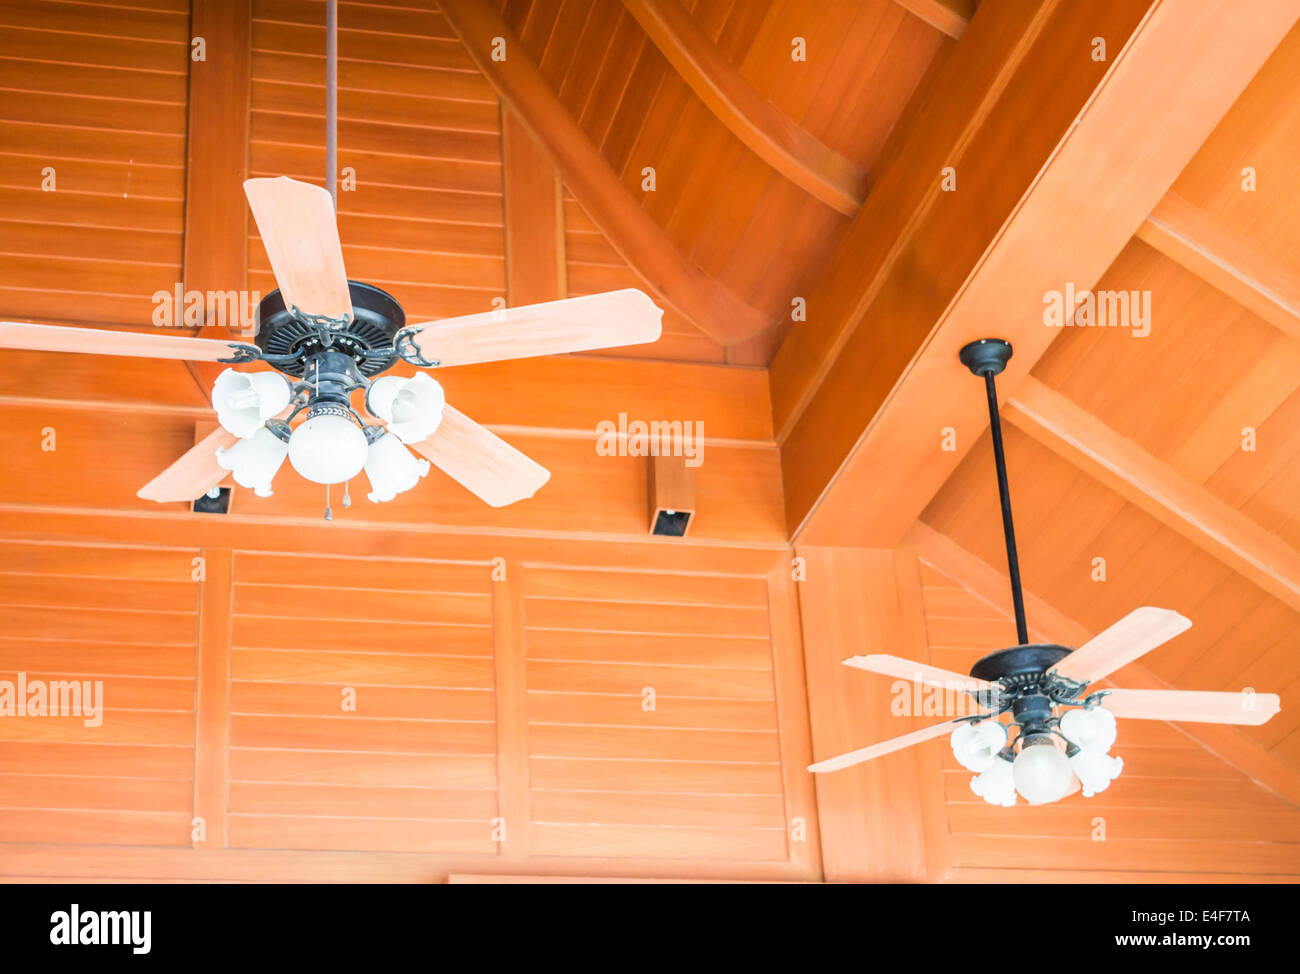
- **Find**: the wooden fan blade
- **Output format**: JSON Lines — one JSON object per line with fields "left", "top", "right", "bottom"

{"left": 843, "top": 654, "right": 992, "bottom": 693}
{"left": 1102, "top": 688, "right": 1280, "bottom": 726}
{"left": 137, "top": 427, "right": 239, "bottom": 503}
{"left": 0, "top": 321, "right": 252, "bottom": 361}
{"left": 808, "top": 720, "right": 958, "bottom": 773}
{"left": 244, "top": 176, "right": 352, "bottom": 319}
{"left": 409, "top": 405, "right": 550, "bottom": 508}
{"left": 403, "top": 289, "right": 663, "bottom": 368}
{"left": 1048, "top": 607, "right": 1191, "bottom": 686}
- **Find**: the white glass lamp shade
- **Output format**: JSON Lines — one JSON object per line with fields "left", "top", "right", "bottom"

{"left": 1059, "top": 705, "right": 1118, "bottom": 753}
{"left": 950, "top": 720, "right": 1008, "bottom": 773}
{"left": 367, "top": 372, "right": 445, "bottom": 444}
{"left": 212, "top": 368, "right": 290, "bottom": 438}
{"left": 1013, "top": 738, "right": 1075, "bottom": 805}
{"left": 1070, "top": 749, "right": 1124, "bottom": 798}
{"left": 364, "top": 432, "right": 430, "bottom": 503}
{"left": 288, "top": 413, "right": 368, "bottom": 485}
{"left": 215, "top": 426, "right": 287, "bottom": 497}
{"left": 970, "top": 756, "right": 1016, "bottom": 807}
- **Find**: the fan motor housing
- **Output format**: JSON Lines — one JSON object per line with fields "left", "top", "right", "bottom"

{"left": 969, "top": 643, "right": 1072, "bottom": 684}
{"left": 256, "top": 280, "right": 404, "bottom": 377}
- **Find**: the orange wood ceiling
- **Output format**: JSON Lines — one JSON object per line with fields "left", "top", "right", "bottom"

{"left": 3, "top": 0, "right": 1300, "bottom": 883}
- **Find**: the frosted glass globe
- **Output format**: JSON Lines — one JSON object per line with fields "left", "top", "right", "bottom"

{"left": 288, "top": 413, "right": 368, "bottom": 484}
{"left": 1013, "top": 739, "right": 1074, "bottom": 805}
{"left": 1060, "top": 706, "right": 1118, "bottom": 752}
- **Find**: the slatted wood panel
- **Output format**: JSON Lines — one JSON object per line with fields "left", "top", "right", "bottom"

{"left": 914, "top": 557, "right": 1300, "bottom": 879}
{"left": 226, "top": 550, "right": 500, "bottom": 854}
{"left": 224, "top": 551, "right": 496, "bottom": 853}
{"left": 0, "top": 539, "right": 197, "bottom": 846}
{"left": 523, "top": 564, "right": 790, "bottom": 861}
{"left": 0, "top": 0, "right": 190, "bottom": 326}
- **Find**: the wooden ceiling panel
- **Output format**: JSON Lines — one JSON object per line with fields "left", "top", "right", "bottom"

{"left": 1029, "top": 242, "right": 1281, "bottom": 469}
{"left": 1170, "top": 20, "right": 1300, "bottom": 259}
{"left": 508, "top": 0, "right": 945, "bottom": 363}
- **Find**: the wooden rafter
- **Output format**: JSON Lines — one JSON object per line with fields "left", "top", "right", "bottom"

{"left": 775, "top": 0, "right": 1299, "bottom": 546}
{"left": 438, "top": 0, "right": 769, "bottom": 345}
{"left": 1137, "top": 191, "right": 1300, "bottom": 340}
{"left": 893, "top": 0, "right": 974, "bottom": 40}
{"left": 1003, "top": 376, "right": 1300, "bottom": 615}
{"left": 906, "top": 521, "right": 1300, "bottom": 808}
{"left": 620, "top": 0, "right": 868, "bottom": 215}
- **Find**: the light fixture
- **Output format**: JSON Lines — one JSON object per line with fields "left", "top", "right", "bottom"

{"left": 212, "top": 368, "right": 290, "bottom": 438}
{"left": 970, "top": 755, "right": 1016, "bottom": 807}
{"left": 288, "top": 405, "right": 368, "bottom": 485}
{"left": 366, "top": 372, "right": 445, "bottom": 444}
{"left": 364, "top": 431, "right": 430, "bottom": 502}
{"left": 1061, "top": 705, "right": 1123, "bottom": 796}
{"left": 1059, "top": 704, "right": 1118, "bottom": 752}
{"left": 1012, "top": 736, "right": 1074, "bottom": 804}
{"left": 950, "top": 719, "right": 1007, "bottom": 772}
{"left": 215, "top": 423, "right": 289, "bottom": 497}
{"left": 1069, "top": 747, "right": 1124, "bottom": 797}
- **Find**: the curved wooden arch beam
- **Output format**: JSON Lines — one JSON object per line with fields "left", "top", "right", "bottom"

{"left": 893, "top": 0, "right": 974, "bottom": 40}
{"left": 621, "top": 0, "right": 868, "bottom": 216}
{"left": 438, "top": 0, "right": 769, "bottom": 346}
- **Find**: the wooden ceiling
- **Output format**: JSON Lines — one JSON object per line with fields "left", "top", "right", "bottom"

{"left": 2, "top": 0, "right": 1300, "bottom": 882}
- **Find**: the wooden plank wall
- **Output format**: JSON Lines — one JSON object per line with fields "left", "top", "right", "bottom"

{"left": 0, "top": 0, "right": 190, "bottom": 326}
{"left": 0, "top": 541, "right": 198, "bottom": 847}
{"left": 0, "top": 537, "right": 820, "bottom": 881}
{"left": 916, "top": 556, "right": 1300, "bottom": 883}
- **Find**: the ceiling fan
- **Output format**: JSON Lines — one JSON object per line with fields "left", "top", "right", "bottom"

{"left": 0, "top": 176, "right": 662, "bottom": 511}
{"left": 0, "top": 0, "right": 663, "bottom": 514}
{"left": 808, "top": 338, "right": 1282, "bottom": 806}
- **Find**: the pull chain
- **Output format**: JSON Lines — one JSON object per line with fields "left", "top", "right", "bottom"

{"left": 324, "top": 483, "right": 333, "bottom": 521}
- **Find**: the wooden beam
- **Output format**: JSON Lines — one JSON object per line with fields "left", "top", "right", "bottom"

{"left": 437, "top": 0, "right": 769, "bottom": 345}
{"left": 181, "top": 0, "right": 253, "bottom": 404}
{"left": 0, "top": 350, "right": 775, "bottom": 443}
{"left": 795, "top": 546, "right": 950, "bottom": 881}
{"left": 621, "top": 0, "right": 868, "bottom": 215}
{"left": 501, "top": 107, "right": 566, "bottom": 306}
{"left": 893, "top": 0, "right": 974, "bottom": 40}
{"left": 906, "top": 520, "right": 1300, "bottom": 807}
{"left": 765, "top": 562, "right": 825, "bottom": 880}
{"left": 773, "top": 0, "right": 1299, "bottom": 546}
{"left": 1004, "top": 376, "right": 1300, "bottom": 615}
{"left": 1137, "top": 191, "right": 1300, "bottom": 340}
{"left": 193, "top": 546, "right": 233, "bottom": 848}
